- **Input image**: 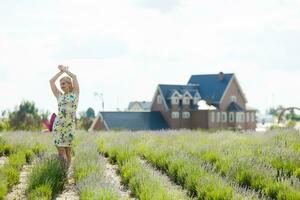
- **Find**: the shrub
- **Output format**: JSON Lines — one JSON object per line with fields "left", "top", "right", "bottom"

{"left": 0, "top": 173, "right": 8, "bottom": 199}
{"left": 9, "top": 151, "right": 26, "bottom": 170}
{"left": 27, "top": 155, "right": 67, "bottom": 198}
{"left": 286, "top": 120, "right": 296, "bottom": 128}
{"left": 28, "top": 184, "right": 52, "bottom": 200}
{"left": 0, "top": 120, "right": 10, "bottom": 132}
{"left": 0, "top": 165, "right": 20, "bottom": 188}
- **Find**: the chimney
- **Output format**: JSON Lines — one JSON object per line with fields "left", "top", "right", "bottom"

{"left": 218, "top": 72, "right": 224, "bottom": 81}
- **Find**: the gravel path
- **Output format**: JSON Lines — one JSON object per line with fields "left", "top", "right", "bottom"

{"left": 0, "top": 156, "right": 8, "bottom": 167}
{"left": 5, "top": 163, "right": 34, "bottom": 200}
{"left": 99, "top": 154, "right": 135, "bottom": 200}
{"left": 55, "top": 162, "right": 79, "bottom": 200}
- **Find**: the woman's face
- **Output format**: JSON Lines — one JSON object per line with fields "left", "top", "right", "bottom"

{"left": 60, "top": 80, "right": 71, "bottom": 93}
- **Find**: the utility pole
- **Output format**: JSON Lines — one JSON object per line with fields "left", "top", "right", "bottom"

{"left": 94, "top": 92, "right": 104, "bottom": 112}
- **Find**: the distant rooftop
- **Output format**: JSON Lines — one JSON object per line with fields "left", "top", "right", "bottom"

{"left": 100, "top": 111, "right": 169, "bottom": 131}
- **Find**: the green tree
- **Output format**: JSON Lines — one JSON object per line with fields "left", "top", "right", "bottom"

{"left": 77, "top": 108, "right": 95, "bottom": 131}
{"left": 86, "top": 107, "right": 95, "bottom": 119}
{"left": 8, "top": 100, "right": 42, "bottom": 131}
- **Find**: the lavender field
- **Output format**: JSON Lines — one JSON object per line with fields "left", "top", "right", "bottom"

{"left": 0, "top": 130, "right": 299, "bottom": 200}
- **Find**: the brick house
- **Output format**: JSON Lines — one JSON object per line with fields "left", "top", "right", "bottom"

{"left": 89, "top": 72, "right": 256, "bottom": 131}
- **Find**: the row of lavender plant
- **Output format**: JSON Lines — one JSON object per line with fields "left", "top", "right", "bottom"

{"left": 144, "top": 130, "right": 300, "bottom": 199}
{"left": 97, "top": 133, "right": 191, "bottom": 200}
{"left": 73, "top": 134, "right": 120, "bottom": 200}
{"left": 0, "top": 132, "right": 49, "bottom": 199}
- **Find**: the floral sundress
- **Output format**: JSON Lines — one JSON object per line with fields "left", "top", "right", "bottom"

{"left": 53, "top": 92, "right": 78, "bottom": 147}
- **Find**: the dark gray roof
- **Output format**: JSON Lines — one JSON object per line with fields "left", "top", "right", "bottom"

{"left": 158, "top": 84, "right": 200, "bottom": 110}
{"left": 227, "top": 102, "right": 245, "bottom": 112}
{"left": 100, "top": 111, "right": 169, "bottom": 131}
{"left": 188, "top": 73, "right": 234, "bottom": 103}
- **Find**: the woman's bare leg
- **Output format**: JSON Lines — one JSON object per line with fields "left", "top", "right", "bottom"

{"left": 65, "top": 147, "right": 72, "bottom": 168}
{"left": 57, "top": 147, "right": 67, "bottom": 166}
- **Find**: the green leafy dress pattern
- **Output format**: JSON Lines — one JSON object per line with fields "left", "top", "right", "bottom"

{"left": 53, "top": 92, "right": 78, "bottom": 147}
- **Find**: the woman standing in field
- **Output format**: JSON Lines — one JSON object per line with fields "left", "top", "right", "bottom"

{"left": 50, "top": 65, "right": 79, "bottom": 167}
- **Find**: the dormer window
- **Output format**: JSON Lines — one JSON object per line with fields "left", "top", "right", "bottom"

{"left": 230, "top": 96, "right": 237, "bottom": 102}
{"left": 182, "top": 91, "right": 192, "bottom": 105}
{"left": 171, "top": 94, "right": 179, "bottom": 105}
{"left": 183, "top": 95, "right": 190, "bottom": 105}
{"left": 157, "top": 95, "right": 162, "bottom": 104}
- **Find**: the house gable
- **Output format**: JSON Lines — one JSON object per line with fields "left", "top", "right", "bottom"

{"left": 151, "top": 86, "right": 169, "bottom": 111}
{"left": 219, "top": 75, "right": 248, "bottom": 111}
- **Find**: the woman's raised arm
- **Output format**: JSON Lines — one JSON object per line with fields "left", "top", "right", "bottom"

{"left": 49, "top": 66, "right": 64, "bottom": 98}
{"left": 63, "top": 67, "right": 80, "bottom": 95}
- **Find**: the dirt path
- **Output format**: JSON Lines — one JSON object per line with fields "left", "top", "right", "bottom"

{"left": 55, "top": 162, "right": 79, "bottom": 200}
{"left": 139, "top": 159, "right": 191, "bottom": 199}
{"left": 99, "top": 154, "right": 135, "bottom": 200}
{"left": 0, "top": 156, "right": 8, "bottom": 167}
{"left": 5, "top": 163, "right": 34, "bottom": 200}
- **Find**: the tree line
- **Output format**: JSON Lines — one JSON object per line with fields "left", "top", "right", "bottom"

{"left": 0, "top": 100, "right": 95, "bottom": 131}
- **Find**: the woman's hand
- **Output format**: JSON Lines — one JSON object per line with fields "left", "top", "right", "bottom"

{"left": 58, "top": 65, "right": 69, "bottom": 72}
{"left": 63, "top": 66, "right": 69, "bottom": 71}
{"left": 58, "top": 65, "right": 64, "bottom": 71}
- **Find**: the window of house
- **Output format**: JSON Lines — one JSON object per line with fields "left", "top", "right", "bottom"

{"left": 183, "top": 96, "right": 190, "bottom": 105}
{"left": 157, "top": 95, "right": 162, "bottom": 104}
{"left": 251, "top": 112, "right": 255, "bottom": 122}
{"left": 171, "top": 95, "right": 179, "bottom": 105}
{"left": 222, "top": 112, "right": 227, "bottom": 123}
{"left": 229, "top": 112, "right": 234, "bottom": 122}
{"left": 236, "top": 112, "right": 242, "bottom": 123}
{"left": 241, "top": 112, "right": 245, "bottom": 123}
{"left": 246, "top": 112, "right": 249, "bottom": 122}
{"left": 182, "top": 112, "right": 190, "bottom": 119}
{"left": 171, "top": 111, "right": 179, "bottom": 119}
{"left": 230, "top": 96, "right": 237, "bottom": 102}
{"left": 216, "top": 112, "right": 220, "bottom": 123}
{"left": 211, "top": 111, "right": 215, "bottom": 123}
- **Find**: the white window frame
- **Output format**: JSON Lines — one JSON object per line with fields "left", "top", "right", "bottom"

{"left": 229, "top": 112, "right": 234, "bottom": 122}
{"left": 211, "top": 111, "right": 215, "bottom": 123}
{"left": 240, "top": 112, "right": 245, "bottom": 123}
{"left": 216, "top": 112, "right": 220, "bottom": 123}
{"left": 157, "top": 95, "right": 162, "bottom": 104}
{"left": 183, "top": 96, "right": 190, "bottom": 105}
{"left": 222, "top": 112, "right": 227, "bottom": 123}
{"left": 230, "top": 96, "right": 237, "bottom": 102}
{"left": 171, "top": 96, "right": 179, "bottom": 105}
{"left": 246, "top": 112, "right": 249, "bottom": 122}
{"left": 236, "top": 112, "right": 241, "bottom": 123}
{"left": 171, "top": 111, "right": 179, "bottom": 119}
{"left": 251, "top": 112, "right": 255, "bottom": 122}
{"left": 182, "top": 112, "right": 190, "bottom": 119}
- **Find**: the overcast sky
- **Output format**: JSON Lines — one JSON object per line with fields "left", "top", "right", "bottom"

{"left": 1, "top": 0, "right": 300, "bottom": 115}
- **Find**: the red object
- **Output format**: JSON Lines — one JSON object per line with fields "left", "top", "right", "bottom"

{"left": 42, "top": 113, "right": 57, "bottom": 132}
